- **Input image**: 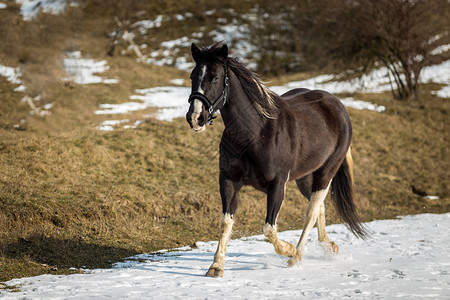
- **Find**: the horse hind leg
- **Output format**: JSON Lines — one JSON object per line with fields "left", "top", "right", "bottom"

{"left": 263, "top": 224, "right": 297, "bottom": 257}
{"left": 317, "top": 201, "right": 339, "bottom": 254}
{"left": 288, "top": 181, "right": 331, "bottom": 267}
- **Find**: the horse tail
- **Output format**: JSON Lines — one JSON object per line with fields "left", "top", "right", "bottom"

{"left": 331, "top": 148, "right": 370, "bottom": 239}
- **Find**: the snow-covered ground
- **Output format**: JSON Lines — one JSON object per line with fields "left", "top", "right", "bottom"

{"left": 2, "top": 213, "right": 449, "bottom": 299}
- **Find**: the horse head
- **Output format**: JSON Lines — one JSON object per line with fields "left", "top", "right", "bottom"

{"left": 186, "top": 43, "right": 229, "bottom": 132}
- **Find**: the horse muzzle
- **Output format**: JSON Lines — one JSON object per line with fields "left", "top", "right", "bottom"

{"left": 186, "top": 109, "right": 207, "bottom": 133}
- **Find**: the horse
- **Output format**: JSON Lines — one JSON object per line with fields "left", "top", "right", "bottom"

{"left": 186, "top": 43, "right": 369, "bottom": 277}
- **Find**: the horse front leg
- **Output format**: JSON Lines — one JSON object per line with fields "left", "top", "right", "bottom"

{"left": 264, "top": 176, "right": 297, "bottom": 258}
{"left": 205, "top": 173, "right": 241, "bottom": 277}
{"left": 205, "top": 213, "right": 234, "bottom": 277}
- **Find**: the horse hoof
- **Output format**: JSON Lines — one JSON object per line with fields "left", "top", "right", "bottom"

{"left": 287, "top": 256, "right": 301, "bottom": 267}
{"left": 205, "top": 267, "right": 223, "bottom": 277}
{"left": 330, "top": 242, "right": 339, "bottom": 254}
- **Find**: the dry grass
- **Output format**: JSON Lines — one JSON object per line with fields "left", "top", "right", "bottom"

{"left": 0, "top": 3, "right": 449, "bottom": 283}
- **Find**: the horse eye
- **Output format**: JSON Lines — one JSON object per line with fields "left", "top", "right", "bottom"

{"left": 212, "top": 76, "right": 219, "bottom": 83}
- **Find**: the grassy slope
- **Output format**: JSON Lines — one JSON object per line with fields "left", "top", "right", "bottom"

{"left": 1, "top": 4, "right": 449, "bottom": 283}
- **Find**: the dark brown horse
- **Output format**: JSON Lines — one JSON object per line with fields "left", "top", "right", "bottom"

{"left": 186, "top": 43, "right": 368, "bottom": 277}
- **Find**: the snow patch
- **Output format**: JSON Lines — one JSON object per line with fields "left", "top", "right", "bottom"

{"left": 133, "top": 15, "right": 164, "bottom": 35}
{"left": 340, "top": 97, "right": 386, "bottom": 113}
{"left": 63, "top": 51, "right": 119, "bottom": 85}
{"left": 430, "top": 43, "right": 450, "bottom": 56}
{"left": 270, "top": 69, "right": 393, "bottom": 95}
{"left": 421, "top": 60, "right": 450, "bottom": 98}
{"left": 0, "top": 64, "right": 26, "bottom": 92}
{"left": 421, "top": 60, "right": 450, "bottom": 84}
{"left": 97, "top": 119, "right": 129, "bottom": 131}
{"left": 272, "top": 59, "right": 450, "bottom": 99}
{"left": 169, "top": 78, "right": 185, "bottom": 86}
{"left": 3, "top": 213, "right": 450, "bottom": 299}
{"left": 94, "top": 86, "right": 190, "bottom": 122}
{"left": 15, "top": 0, "right": 79, "bottom": 21}
{"left": 0, "top": 3, "right": 7, "bottom": 9}
{"left": 433, "top": 85, "right": 450, "bottom": 98}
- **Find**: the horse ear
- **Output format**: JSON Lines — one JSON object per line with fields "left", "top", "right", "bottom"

{"left": 219, "top": 44, "right": 228, "bottom": 60}
{"left": 191, "top": 43, "right": 201, "bottom": 63}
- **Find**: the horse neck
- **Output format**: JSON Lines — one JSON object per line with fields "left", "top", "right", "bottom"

{"left": 220, "top": 69, "right": 265, "bottom": 133}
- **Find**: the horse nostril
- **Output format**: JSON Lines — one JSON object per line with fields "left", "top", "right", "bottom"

{"left": 197, "top": 115, "right": 205, "bottom": 124}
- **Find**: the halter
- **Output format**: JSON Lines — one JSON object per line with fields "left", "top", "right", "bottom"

{"left": 188, "top": 67, "right": 229, "bottom": 125}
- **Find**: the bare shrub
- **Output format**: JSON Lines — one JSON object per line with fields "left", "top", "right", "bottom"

{"left": 295, "top": 0, "right": 450, "bottom": 101}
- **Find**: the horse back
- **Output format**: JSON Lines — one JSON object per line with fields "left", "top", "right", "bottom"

{"left": 280, "top": 88, "right": 347, "bottom": 117}
{"left": 277, "top": 88, "right": 352, "bottom": 180}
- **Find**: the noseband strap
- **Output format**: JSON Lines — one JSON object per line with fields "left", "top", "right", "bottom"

{"left": 188, "top": 67, "right": 229, "bottom": 125}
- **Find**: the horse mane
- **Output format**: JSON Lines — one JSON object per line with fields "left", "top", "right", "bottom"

{"left": 199, "top": 43, "right": 279, "bottom": 119}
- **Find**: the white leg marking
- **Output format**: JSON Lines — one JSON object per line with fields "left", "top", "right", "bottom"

{"left": 206, "top": 213, "right": 233, "bottom": 277}
{"left": 317, "top": 202, "right": 329, "bottom": 242}
{"left": 288, "top": 182, "right": 331, "bottom": 266}
{"left": 317, "top": 201, "right": 339, "bottom": 253}
{"left": 264, "top": 223, "right": 297, "bottom": 257}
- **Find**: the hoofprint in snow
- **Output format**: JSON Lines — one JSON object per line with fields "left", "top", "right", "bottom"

{"left": 2, "top": 213, "right": 449, "bottom": 299}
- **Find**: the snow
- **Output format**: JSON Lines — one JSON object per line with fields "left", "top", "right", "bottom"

{"left": 132, "top": 11, "right": 257, "bottom": 71}
{"left": 96, "top": 119, "right": 129, "bottom": 131}
{"left": 133, "top": 15, "right": 164, "bottom": 35}
{"left": 434, "top": 85, "right": 450, "bottom": 98}
{"left": 423, "top": 195, "right": 439, "bottom": 201}
{"left": 340, "top": 97, "right": 386, "bottom": 113}
{"left": 420, "top": 60, "right": 450, "bottom": 98}
{"left": 169, "top": 78, "right": 185, "bottom": 86}
{"left": 271, "top": 59, "right": 450, "bottom": 100}
{"left": 210, "top": 23, "right": 256, "bottom": 68}
{"left": 161, "top": 36, "right": 192, "bottom": 49}
{"left": 0, "top": 3, "right": 7, "bottom": 9}
{"left": 0, "top": 64, "right": 26, "bottom": 92}
{"left": 94, "top": 86, "right": 190, "bottom": 121}
{"left": 15, "top": 0, "right": 79, "bottom": 21}
{"left": 63, "top": 51, "right": 119, "bottom": 85}
{"left": 270, "top": 69, "right": 394, "bottom": 96}
{"left": 430, "top": 43, "right": 450, "bottom": 56}
{"left": 2, "top": 213, "right": 449, "bottom": 299}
